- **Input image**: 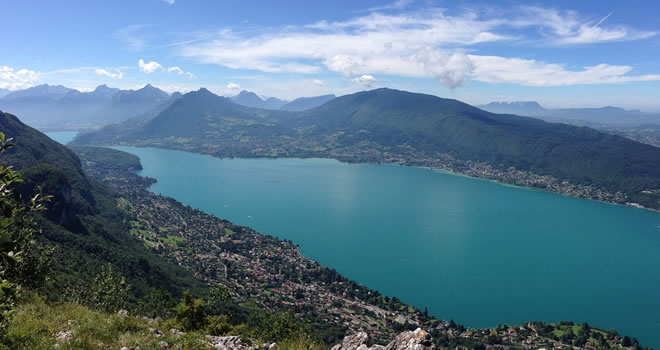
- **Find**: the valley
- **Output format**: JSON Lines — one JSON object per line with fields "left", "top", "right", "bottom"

{"left": 3, "top": 1, "right": 660, "bottom": 349}
{"left": 72, "top": 88, "right": 660, "bottom": 210}
{"left": 103, "top": 145, "right": 660, "bottom": 349}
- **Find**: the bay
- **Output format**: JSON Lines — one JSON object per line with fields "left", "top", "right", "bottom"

{"left": 112, "top": 146, "right": 660, "bottom": 348}
{"left": 46, "top": 131, "right": 78, "bottom": 145}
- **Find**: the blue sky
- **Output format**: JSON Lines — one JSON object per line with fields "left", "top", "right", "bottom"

{"left": 2, "top": 0, "right": 660, "bottom": 111}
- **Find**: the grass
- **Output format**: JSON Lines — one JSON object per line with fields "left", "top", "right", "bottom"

{"left": 4, "top": 298, "right": 204, "bottom": 350}
{"left": 163, "top": 235, "right": 187, "bottom": 246}
{"left": 3, "top": 297, "right": 325, "bottom": 350}
{"left": 552, "top": 329, "right": 565, "bottom": 338}
{"left": 116, "top": 197, "right": 133, "bottom": 212}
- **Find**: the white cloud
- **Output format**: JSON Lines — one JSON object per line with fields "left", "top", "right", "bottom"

{"left": 515, "top": 6, "right": 656, "bottom": 44}
{"left": 181, "top": 11, "right": 509, "bottom": 81}
{"left": 412, "top": 48, "right": 475, "bottom": 88}
{"left": 113, "top": 24, "right": 150, "bottom": 51}
{"left": 352, "top": 75, "right": 376, "bottom": 87}
{"left": 162, "top": 0, "right": 175, "bottom": 4}
{"left": 176, "top": 5, "right": 659, "bottom": 88}
{"left": 95, "top": 68, "right": 123, "bottom": 79}
{"left": 0, "top": 66, "right": 40, "bottom": 90}
{"left": 364, "top": 0, "right": 414, "bottom": 12}
{"left": 226, "top": 82, "right": 240, "bottom": 90}
{"left": 154, "top": 85, "right": 193, "bottom": 94}
{"left": 324, "top": 55, "right": 365, "bottom": 77}
{"left": 139, "top": 59, "right": 164, "bottom": 73}
{"left": 312, "top": 79, "right": 327, "bottom": 87}
{"left": 167, "top": 66, "right": 184, "bottom": 75}
{"left": 167, "top": 66, "right": 195, "bottom": 78}
{"left": 469, "top": 56, "right": 660, "bottom": 86}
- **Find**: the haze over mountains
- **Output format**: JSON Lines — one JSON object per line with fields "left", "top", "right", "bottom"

{"left": 230, "top": 89, "right": 336, "bottom": 111}
{"left": 0, "top": 84, "right": 172, "bottom": 130}
{"left": 480, "top": 101, "right": 660, "bottom": 147}
{"left": 72, "top": 87, "right": 660, "bottom": 210}
{"left": 0, "top": 84, "right": 338, "bottom": 131}
{"left": 479, "top": 101, "right": 660, "bottom": 127}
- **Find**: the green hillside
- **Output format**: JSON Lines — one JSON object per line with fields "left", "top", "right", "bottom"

{"left": 291, "top": 89, "right": 660, "bottom": 205}
{"left": 0, "top": 110, "right": 206, "bottom": 300}
{"left": 72, "top": 88, "right": 660, "bottom": 209}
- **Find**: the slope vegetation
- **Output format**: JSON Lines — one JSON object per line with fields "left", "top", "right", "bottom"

{"left": 0, "top": 110, "right": 206, "bottom": 300}
{"left": 71, "top": 88, "right": 660, "bottom": 209}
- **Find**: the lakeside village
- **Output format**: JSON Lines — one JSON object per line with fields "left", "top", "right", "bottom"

{"left": 135, "top": 134, "right": 631, "bottom": 208}
{"left": 318, "top": 143, "right": 629, "bottom": 206}
{"left": 74, "top": 147, "right": 648, "bottom": 350}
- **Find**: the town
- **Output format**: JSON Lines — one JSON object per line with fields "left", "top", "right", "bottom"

{"left": 72, "top": 146, "right": 647, "bottom": 349}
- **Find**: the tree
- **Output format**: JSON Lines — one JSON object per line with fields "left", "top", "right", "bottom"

{"left": 176, "top": 290, "right": 207, "bottom": 331}
{"left": 91, "top": 263, "right": 130, "bottom": 313}
{"left": 0, "top": 132, "right": 52, "bottom": 333}
{"left": 137, "top": 287, "right": 175, "bottom": 318}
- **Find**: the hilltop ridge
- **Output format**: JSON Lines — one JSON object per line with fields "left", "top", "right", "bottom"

{"left": 73, "top": 87, "right": 660, "bottom": 210}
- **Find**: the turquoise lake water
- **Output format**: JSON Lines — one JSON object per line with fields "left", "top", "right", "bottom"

{"left": 101, "top": 146, "right": 660, "bottom": 348}
{"left": 46, "top": 131, "right": 78, "bottom": 144}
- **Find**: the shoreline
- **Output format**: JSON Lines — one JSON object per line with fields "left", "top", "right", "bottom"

{"left": 108, "top": 143, "right": 660, "bottom": 215}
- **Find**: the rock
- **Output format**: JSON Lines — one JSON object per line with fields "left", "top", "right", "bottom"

{"left": 267, "top": 343, "right": 278, "bottom": 350}
{"left": 117, "top": 309, "right": 129, "bottom": 317}
{"left": 332, "top": 329, "right": 433, "bottom": 350}
{"left": 205, "top": 335, "right": 247, "bottom": 350}
{"left": 55, "top": 330, "right": 74, "bottom": 343}
{"left": 120, "top": 347, "right": 130, "bottom": 350}
{"left": 170, "top": 328, "right": 186, "bottom": 336}
{"left": 331, "top": 332, "right": 369, "bottom": 350}
{"left": 383, "top": 328, "right": 434, "bottom": 350}
{"left": 159, "top": 341, "right": 169, "bottom": 348}
{"left": 143, "top": 316, "right": 159, "bottom": 324}
{"left": 150, "top": 327, "right": 165, "bottom": 338}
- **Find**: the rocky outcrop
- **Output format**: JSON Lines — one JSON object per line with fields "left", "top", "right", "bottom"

{"left": 384, "top": 328, "right": 434, "bottom": 350}
{"left": 332, "top": 329, "right": 434, "bottom": 350}
{"left": 204, "top": 335, "right": 277, "bottom": 350}
{"left": 205, "top": 335, "right": 246, "bottom": 350}
{"left": 330, "top": 332, "right": 369, "bottom": 350}
{"left": 54, "top": 330, "right": 74, "bottom": 343}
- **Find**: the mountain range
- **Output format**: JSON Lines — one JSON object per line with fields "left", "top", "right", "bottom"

{"left": 279, "top": 94, "right": 337, "bottom": 111}
{"left": 3, "top": 106, "right": 637, "bottom": 349}
{"left": 72, "top": 87, "right": 660, "bottom": 210}
{"left": 230, "top": 89, "right": 336, "bottom": 111}
{"left": 479, "top": 101, "right": 660, "bottom": 127}
{"left": 480, "top": 101, "right": 660, "bottom": 147}
{"left": 0, "top": 84, "right": 172, "bottom": 131}
{"left": 231, "top": 90, "right": 287, "bottom": 109}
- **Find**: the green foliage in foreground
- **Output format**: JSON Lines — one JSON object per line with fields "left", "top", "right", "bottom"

{"left": 2, "top": 295, "right": 324, "bottom": 350}
{"left": 0, "top": 132, "right": 53, "bottom": 335}
{"left": 0, "top": 113, "right": 208, "bottom": 303}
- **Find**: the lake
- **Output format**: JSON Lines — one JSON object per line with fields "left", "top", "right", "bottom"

{"left": 105, "top": 146, "right": 660, "bottom": 348}
{"left": 46, "top": 131, "right": 78, "bottom": 145}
